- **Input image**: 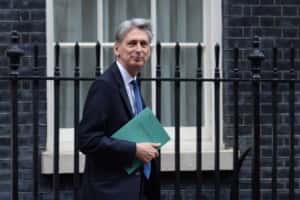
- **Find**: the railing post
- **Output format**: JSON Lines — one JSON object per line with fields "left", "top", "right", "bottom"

{"left": 7, "top": 31, "right": 24, "bottom": 73}
{"left": 53, "top": 42, "right": 61, "bottom": 200}
{"left": 271, "top": 47, "right": 278, "bottom": 200}
{"left": 174, "top": 42, "right": 181, "bottom": 200}
{"left": 6, "top": 31, "right": 24, "bottom": 200}
{"left": 95, "top": 41, "right": 101, "bottom": 77}
{"left": 214, "top": 44, "right": 221, "bottom": 200}
{"left": 196, "top": 43, "right": 203, "bottom": 200}
{"left": 73, "top": 41, "right": 80, "bottom": 200}
{"left": 155, "top": 42, "right": 162, "bottom": 200}
{"left": 288, "top": 45, "right": 296, "bottom": 200}
{"left": 32, "top": 44, "right": 40, "bottom": 200}
{"left": 248, "top": 36, "right": 265, "bottom": 200}
{"left": 232, "top": 46, "right": 240, "bottom": 200}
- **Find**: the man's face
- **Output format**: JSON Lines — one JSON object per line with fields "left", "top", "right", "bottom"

{"left": 114, "top": 28, "right": 151, "bottom": 76}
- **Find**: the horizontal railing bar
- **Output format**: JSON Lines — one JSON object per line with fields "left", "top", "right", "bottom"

{"left": 2, "top": 76, "right": 300, "bottom": 83}
{"left": 55, "top": 42, "right": 205, "bottom": 48}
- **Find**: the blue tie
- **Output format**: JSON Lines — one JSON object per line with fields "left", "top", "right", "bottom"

{"left": 130, "top": 80, "right": 151, "bottom": 179}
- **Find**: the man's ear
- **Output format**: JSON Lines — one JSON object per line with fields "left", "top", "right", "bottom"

{"left": 113, "top": 43, "right": 119, "bottom": 57}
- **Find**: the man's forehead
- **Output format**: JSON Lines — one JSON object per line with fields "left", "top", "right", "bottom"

{"left": 122, "top": 28, "right": 150, "bottom": 42}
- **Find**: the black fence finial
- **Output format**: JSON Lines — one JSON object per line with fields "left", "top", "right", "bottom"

{"left": 6, "top": 31, "right": 24, "bottom": 73}
{"left": 248, "top": 36, "right": 265, "bottom": 78}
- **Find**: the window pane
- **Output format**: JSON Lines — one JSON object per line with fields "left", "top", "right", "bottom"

{"left": 54, "top": 0, "right": 204, "bottom": 128}
{"left": 160, "top": 48, "right": 198, "bottom": 126}
{"left": 59, "top": 48, "right": 96, "bottom": 128}
{"left": 103, "top": 47, "right": 114, "bottom": 71}
{"left": 139, "top": 62, "right": 152, "bottom": 108}
{"left": 54, "top": 0, "right": 97, "bottom": 128}
{"left": 103, "top": 0, "right": 150, "bottom": 42}
{"left": 157, "top": 0, "right": 203, "bottom": 42}
{"left": 157, "top": 0, "right": 203, "bottom": 126}
{"left": 54, "top": 0, "right": 97, "bottom": 42}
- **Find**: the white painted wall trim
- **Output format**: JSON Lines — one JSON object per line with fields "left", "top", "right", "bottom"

{"left": 150, "top": 0, "right": 157, "bottom": 114}
{"left": 41, "top": 149, "right": 234, "bottom": 174}
{"left": 202, "top": 0, "right": 224, "bottom": 147}
{"left": 46, "top": 0, "right": 54, "bottom": 154}
{"left": 97, "top": 0, "right": 104, "bottom": 72}
{"left": 41, "top": 127, "right": 233, "bottom": 174}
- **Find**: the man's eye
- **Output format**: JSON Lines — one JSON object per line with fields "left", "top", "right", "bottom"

{"left": 128, "top": 41, "right": 136, "bottom": 46}
{"left": 127, "top": 41, "right": 149, "bottom": 47}
{"left": 141, "top": 42, "right": 148, "bottom": 47}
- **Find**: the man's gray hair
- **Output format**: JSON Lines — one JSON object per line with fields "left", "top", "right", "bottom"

{"left": 115, "top": 18, "right": 153, "bottom": 43}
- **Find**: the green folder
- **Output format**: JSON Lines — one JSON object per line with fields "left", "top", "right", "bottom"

{"left": 111, "top": 107, "right": 170, "bottom": 174}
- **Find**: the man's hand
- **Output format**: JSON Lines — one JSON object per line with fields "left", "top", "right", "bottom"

{"left": 136, "top": 143, "right": 160, "bottom": 163}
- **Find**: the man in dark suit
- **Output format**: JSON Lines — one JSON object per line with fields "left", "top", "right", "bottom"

{"left": 79, "top": 18, "right": 160, "bottom": 200}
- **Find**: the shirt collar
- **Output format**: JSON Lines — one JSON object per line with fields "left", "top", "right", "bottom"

{"left": 116, "top": 61, "right": 136, "bottom": 85}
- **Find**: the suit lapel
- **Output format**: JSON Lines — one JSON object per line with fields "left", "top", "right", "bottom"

{"left": 110, "top": 63, "right": 135, "bottom": 118}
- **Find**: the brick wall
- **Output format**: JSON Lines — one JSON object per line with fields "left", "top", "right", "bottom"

{"left": 0, "top": 1, "right": 232, "bottom": 199}
{"left": 223, "top": 0, "right": 300, "bottom": 199}
{"left": 0, "top": 1, "right": 46, "bottom": 200}
{"left": 1, "top": 0, "right": 300, "bottom": 199}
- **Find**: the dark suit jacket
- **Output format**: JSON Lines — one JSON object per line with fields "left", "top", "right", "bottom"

{"left": 79, "top": 63, "right": 160, "bottom": 200}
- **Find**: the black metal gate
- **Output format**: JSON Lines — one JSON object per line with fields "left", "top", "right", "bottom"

{"left": 1, "top": 31, "right": 299, "bottom": 200}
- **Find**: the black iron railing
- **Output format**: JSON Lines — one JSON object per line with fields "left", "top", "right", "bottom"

{"left": 1, "top": 31, "right": 299, "bottom": 200}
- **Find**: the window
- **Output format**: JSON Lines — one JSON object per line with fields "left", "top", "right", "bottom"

{"left": 42, "top": 0, "right": 232, "bottom": 174}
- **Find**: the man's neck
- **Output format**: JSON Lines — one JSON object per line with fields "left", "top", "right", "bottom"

{"left": 116, "top": 60, "right": 137, "bottom": 77}
{"left": 116, "top": 61, "right": 136, "bottom": 80}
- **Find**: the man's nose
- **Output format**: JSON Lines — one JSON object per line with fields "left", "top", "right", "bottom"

{"left": 135, "top": 43, "right": 143, "bottom": 51}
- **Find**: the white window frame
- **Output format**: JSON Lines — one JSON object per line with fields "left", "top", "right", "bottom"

{"left": 42, "top": 0, "right": 233, "bottom": 174}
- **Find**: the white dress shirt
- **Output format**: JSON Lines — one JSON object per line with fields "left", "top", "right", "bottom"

{"left": 116, "top": 61, "right": 137, "bottom": 114}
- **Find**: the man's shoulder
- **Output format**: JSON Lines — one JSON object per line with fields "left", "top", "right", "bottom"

{"left": 98, "top": 62, "right": 118, "bottom": 79}
{"left": 93, "top": 63, "right": 119, "bottom": 88}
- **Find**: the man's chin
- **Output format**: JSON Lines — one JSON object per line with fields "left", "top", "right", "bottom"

{"left": 130, "top": 62, "right": 145, "bottom": 68}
